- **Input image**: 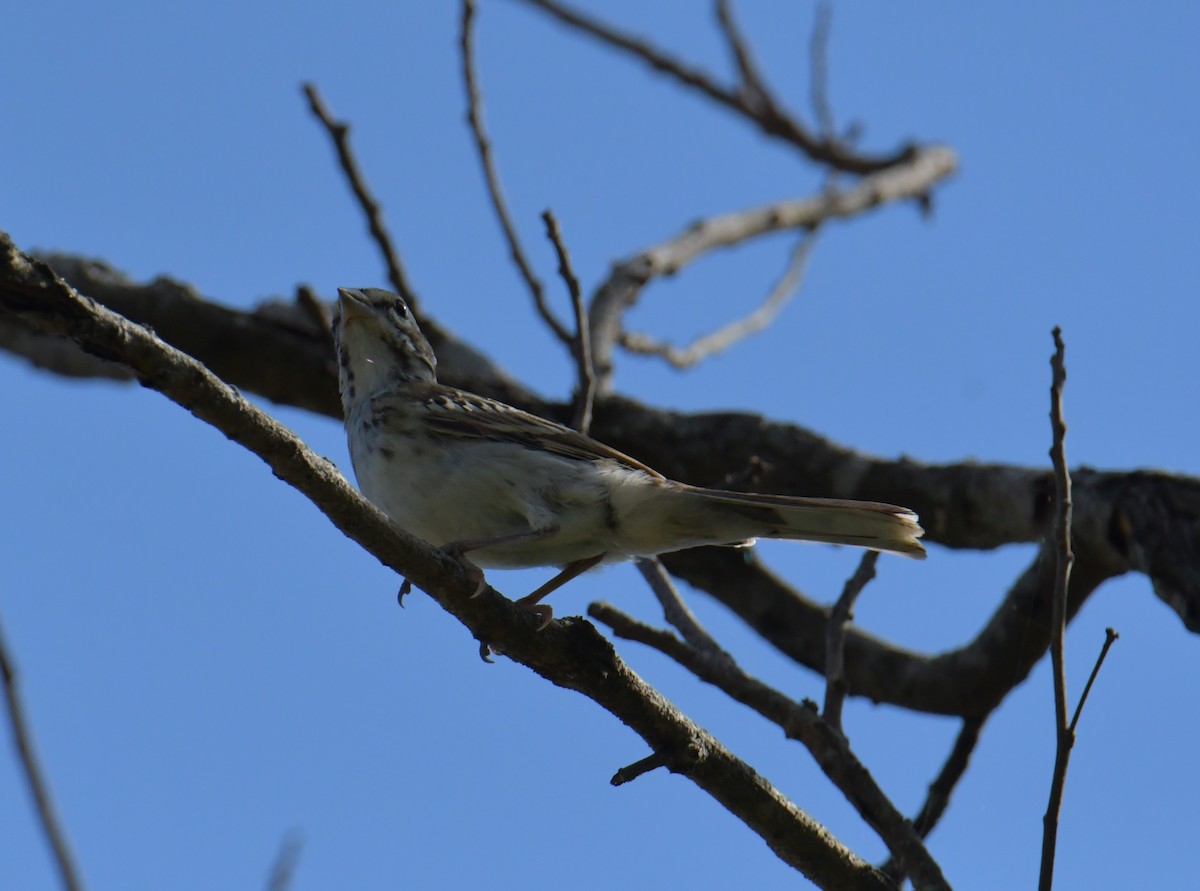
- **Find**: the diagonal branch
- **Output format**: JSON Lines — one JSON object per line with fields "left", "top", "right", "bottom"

{"left": 1, "top": 616, "right": 86, "bottom": 891}
{"left": 302, "top": 83, "right": 420, "bottom": 310}
{"left": 589, "top": 602, "right": 950, "bottom": 891}
{"left": 0, "top": 230, "right": 900, "bottom": 891}
{"left": 881, "top": 716, "right": 985, "bottom": 884}
{"left": 618, "top": 231, "right": 815, "bottom": 369}
{"left": 460, "top": 0, "right": 574, "bottom": 347}
{"left": 541, "top": 209, "right": 595, "bottom": 433}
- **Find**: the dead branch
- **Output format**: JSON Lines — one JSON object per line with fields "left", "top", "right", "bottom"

{"left": 515, "top": 0, "right": 917, "bottom": 174}
{"left": 617, "top": 233, "right": 815, "bottom": 369}
{"left": 587, "top": 145, "right": 957, "bottom": 387}
{"left": 302, "top": 83, "right": 420, "bottom": 310}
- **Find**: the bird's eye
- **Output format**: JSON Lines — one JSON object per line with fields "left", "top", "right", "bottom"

{"left": 392, "top": 301, "right": 409, "bottom": 321}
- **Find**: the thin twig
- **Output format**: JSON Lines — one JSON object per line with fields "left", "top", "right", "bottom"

{"left": 1069, "top": 628, "right": 1118, "bottom": 734}
{"left": 823, "top": 551, "right": 879, "bottom": 734}
{"left": 0, "top": 616, "right": 86, "bottom": 891}
{"left": 540, "top": 210, "right": 595, "bottom": 433}
{"left": 460, "top": 0, "right": 573, "bottom": 347}
{"left": 632, "top": 557, "right": 727, "bottom": 658}
{"left": 301, "top": 83, "right": 419, "bottom": 310}
{"left": 1038, "top": 326, "right": 1074, "bottom": 891}
{"left": 808, "top": 2, "right": 836, "bottom": 139}
{"left": 881, "top": 715, "right": 985, "bottom": 883}
{"left": 611, "top": 751, "right": 669, "bottom": 786}
{"left": 618, "top": 232, "right": 816, "bottom": 369}
{"left": 265, "top": 831, "right": 303, "bottom": 891}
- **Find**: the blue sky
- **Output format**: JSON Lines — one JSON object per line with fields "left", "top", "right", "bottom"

{"left": 3, "top": 2, "right": 1199, "bottom": 889}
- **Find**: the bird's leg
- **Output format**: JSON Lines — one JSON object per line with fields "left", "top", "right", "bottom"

{"left": 517, "top": 554, "right": 605, "bottom": 630}
{"left": 440, "top": 524, "right": 562, "bottom": 600}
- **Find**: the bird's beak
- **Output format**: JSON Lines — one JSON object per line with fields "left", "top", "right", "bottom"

{"left": 337, "top": 287, "right": 374, "bottom": 322}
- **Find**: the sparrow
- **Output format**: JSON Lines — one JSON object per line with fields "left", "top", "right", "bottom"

{"left": 333, "top": 287, "right": 924, "bottom": 624}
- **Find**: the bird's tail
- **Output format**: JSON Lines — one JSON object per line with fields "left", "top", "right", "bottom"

{"left": 668, "top": 485, "right": 926, "bottom": 558}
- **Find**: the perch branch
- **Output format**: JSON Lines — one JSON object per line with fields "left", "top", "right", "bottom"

{"left": 0, "top": 230, "right": 899, "bottom": 891}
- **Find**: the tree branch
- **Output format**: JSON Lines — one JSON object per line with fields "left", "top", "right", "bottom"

{"left": 1039, "top": 327, "right": 1074, "bottom": 891}
{"left": 588, "top": 145, "right": 957, "bottom": 386}
{"left": 540, "top": 209, "right": 595, "bottom": 433}
{"left": 618, "top": 232, "right": 815, "bottom": 369}
{"left": 515, "top": 0, "right": 918, "bottom": 174}
{"left": 0, "top": 229, "right": 902, "bottom": 891}
{"left": 302, "top": 83, "right": 420, "bottom": 310}
{"left": 460, "top": 0, "right": 574, "bottom": 347}
{"left": 0, "top": 615, "right": 86, "bottom": 891}
{"left": 589, "top": 601, "right": 950, "bottom": 890}
{"left": 823, "top": 551, "right": 879, "bottom": 734}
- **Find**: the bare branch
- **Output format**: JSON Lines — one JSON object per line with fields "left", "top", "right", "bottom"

{"left": 589, "top": 601, "right": 950, "bottom": 890}
{"left": 1039, "top": 326, "right": 1075, "bottom": 891}
{"left": 823, "top": 551, "right": 879, "bottom": 734}
{"left": 1, "top": 230, "right": 899, "bottom": 891}
{"left": 589, "top": 145, "right": 957, "bottom": 387}
{"left": 881, "top": 716, "right": 985, "bottom": 883}
{"left": 540, "top": 209, "right": 595, "bottom": 433}
{"left": 1069, "top": 628, "right": 1118, "bottom": 734}
{"left": 1, "top": 616, "right": 86, "bottom": 891}
{"left": 632, "top": 557, "right": 728, "bottom": 658}
{"left": 302, "top": 83, "right": 420, "bottom": 310}
{"left": 611, "top": 751, "right": 669, "bottom": 786}
{"left": 515, "top": 0, "right": 918, "bottom": 174}
{"left": 460, "top": 0, "right": 574, "bottom": 347}
{"left": 618, "top": 232, "right": 815, "bottom": 369}
{"left": 265, "top": 831, "right": 303, "bottom": 891}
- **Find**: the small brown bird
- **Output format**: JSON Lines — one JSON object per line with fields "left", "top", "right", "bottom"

{"left": 334, "top": 287, "right": 925, "bottom": 623}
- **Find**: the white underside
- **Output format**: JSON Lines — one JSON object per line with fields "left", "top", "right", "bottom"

{"left": 349, "top": 404, "right": 674, "bottom": 568}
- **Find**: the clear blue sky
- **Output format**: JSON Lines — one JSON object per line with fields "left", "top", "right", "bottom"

{"left": 4, "top": 2, "right": 1198, "bottom": 889}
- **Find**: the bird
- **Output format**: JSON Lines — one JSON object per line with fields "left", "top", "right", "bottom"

{"left": 333, "top": 286, "right": 925, "bottom": 625}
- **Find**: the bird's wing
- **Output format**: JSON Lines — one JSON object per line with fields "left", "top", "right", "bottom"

{"left": 376, "top": 384, "right": 665, "bottom": 479}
